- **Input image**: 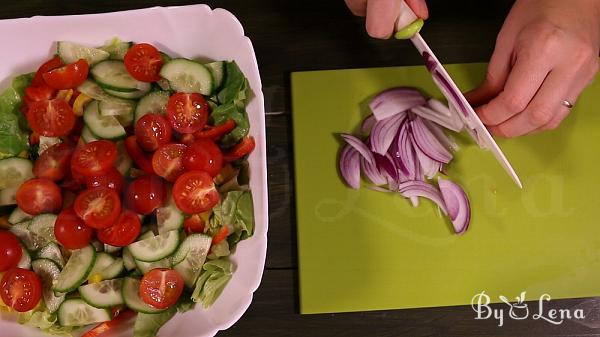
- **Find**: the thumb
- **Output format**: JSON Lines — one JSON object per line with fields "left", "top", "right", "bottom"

{"left": 405, "top": 0, "right": 429, "bottom": 19}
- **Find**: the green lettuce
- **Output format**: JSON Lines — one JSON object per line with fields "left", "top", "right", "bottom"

{"left": 191, "top": 258, "right": 234, "bottom": 308}
{"left": 209, "top": 190, "right": 254, "bottom": 247}
{"left": 133, "top": 306, "right": 177, "bottom": 337}
{"left": 16, "top": 306, "right": 73, "bottom": 336}
{"left": 0, "top": 73, "right": 32, "bottom": 158}
{"left": 210, "top": 102, "right": 249, "bottom": 148}
{"left": 216, "top": 61, "right": 249, "bottom": 108}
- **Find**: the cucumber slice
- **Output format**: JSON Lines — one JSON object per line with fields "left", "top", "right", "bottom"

{"left": 9, "top": 221, "right": 35, "bottom": 250}
{"left": 0, "top": 187, "right": 17, "bottom": 205}
{"left": 29, "top": 214, "right": 57, "bottom": 245}
{"left": 53, "top": 245, "right": 96, "bottom": 293}
{"left": 102, "top": 258, "right": 124, "bottom": 279}
{"left": 92, "top": 60, "right": 152, "bottom": 93}
{"left": 156, "top": 195, "right": 184, "bottom": 234}
{"left": 57, "top": 298, "right": 111, "bottom": 327}
{"left": 99, "top": 99, "right": 135, "bottom": 117}
{"left": 104, "top": 87, "right": 150, "bottom": 99}
{"left": 84, "top": 100, "right": 127, "bottom": 140}
{"left": 134, "top": 91, "right": 170, "bottom": 123}
{"left": 57, "top": 41, "right": 110, "bottom": 65}
{"left": 81, "top": 126, "right": 100, "bottom": 143}
{"left": 77, "top": 80, "right": 131, "bottom": 104}
{"left": 128, "top": 230, "right": 180, "bottom": 262}
{"left": 103, "top": 244, "right": 121, "bottom": 254}
{"left": 31, "top": 259, "right": 65, "bottom": 313}
{"left": 38, "top": 136, "right": 61, "bottom": 155}
{"left": 137, "top": 230, "right": 155, "bottom": 241}
{"left": 99, "top": 39, "right": 132, "bottom": 60}
{"left": 8, "top": 207, "right": 33, "bottom": 224}
{"left": 0, "top": 157, "right": 33, "bottom": 190}
{"left": 115, "top": 141, "right": 133, "bottom": 176}
{"left": 79, "top": 279, "right": 124, "bottom": 308}
{"left": 123, "top": 248, "right": 136, "bottom": 271}
{"left": 38, "top": 242, "right": 65, "bottom": 268}
{"left": 172, "top": 234, "right": 211, "bottom": 288}
{"left": 90, "top": 239, "right": 104, "bottom": 252}
{"left": 122, "top": 277, "right": 166, "bottom": 314}
{"left": 88, "top": 252, "right": 115, "bottom": 279}
{"left": 159, "top": 59, "right": 213, "bottom": 95}
{"left": 205, "top": 61, "right": 224, "bottom": 91}
{"left": 134, "top": 256, "right": 172, "bottom": 274}
{"left": 17, "top": 246, "right": 31, "bottom": 269}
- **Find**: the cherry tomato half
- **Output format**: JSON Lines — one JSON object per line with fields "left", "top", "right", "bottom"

{"left": 85, "top": 167, "right": 124, "bottom": 191}
{"left": 124, "top": 43, "right": 163, "bottom": 82}
{"left": 54, "top": 208, "right": 94, "bottom": 249}
{"left": 33, "top": 142, "right": 74, "bottom": 181}
{"left": 139, "top": 268, "right": 184, "bottom": 309}
{"left": 0, "top": 268, "right": 42, "bottom": 312}
{"left": 172, "top": 171, "right": 219, "bottom": 214}
{"left": 124, "top": 136, "right": 155, "bottom": 175}
{"left": 71, "top": 140, "right": 117, "bottom": 176}
{"left": 31, "top": 56, "right": 63, "bottom": 87}
{"left": 74, "top": 187, "right": 122, "bottom": 229}
{"left": 125, "top": 175, "right": 166, "bottom": 215}
{"left": 0, "top": 231, "right": 23, "bottom": 272}
{"left": 183, "top": 214, "right": 206, "bottom": 234}
{"left": 27, "top": 99, "right": 75, "bottom": 137}
{"left": 16, "top": 178, "right": 62, "bottom": 215}
{"left": 135, "top": 113, "right": 172, "bottom": 152}
{"left": 25, "top": 84, "right": 56, "bottom": 103}
{"left": 166, "top": 93, "right": 209, "bottom": 134}
{"left": 42, "top": 59, "right": 89, "bottom": 90}
{"left": 97, "top": 211, "right": 141, "bottom": 247}
{"left": 152, "top": 143, "right": 186, "bottom": 182}
{"left": 182, "top": 139, "right": 223, "bottom": 177}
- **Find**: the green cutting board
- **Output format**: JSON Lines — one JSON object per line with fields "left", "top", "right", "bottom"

{"left": 292, "top": 63, "right": 600, "bottom": 314}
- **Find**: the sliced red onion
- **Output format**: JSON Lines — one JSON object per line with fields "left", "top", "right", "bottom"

{"left": 449, "top": 102, "right": 477, "bottom": 130}
{"left": 438, "top": 177, "right": 470, "bottom": 234}
{"left": 369, "top": 112, "right": 406, "bottom": 155}
{"left": 374, "top": 153, "right": 398, "bottom": 182}
{"left": 339, "top": 145, "right": 361, "bottom": 189}
{"left": 398, "top": 180, "right": 447, "bottom": 215}
{"left": 415, "top": 145, "right": 441, "bottom": 179}
{"left": 411, "top": 105, "right": 463, "bottom": 132}
{"left": 426, "top": 98, "right": 451, "bottom": 117}
{"left": 369, "top": 88, "right": 426, "bottom": 121}
{"left": 409, "top": 196, "right": 420, "bottom": 207}
{"left": 397, "top": 122, "right": 418, "bottom": 180}
{"left": 361, "top": 157, "right": 387, "bottom": 186}
{"left": 422, "top": 119, "right": 459, "bottom": 152}
{"left": 340, "top": 133, "right": 375, "bottom": 165}
{"left": 361, "top": 115, "right": 376, "bottom": 134}
{"left": 410, "top": 116, "right": 453, "bottom": 164}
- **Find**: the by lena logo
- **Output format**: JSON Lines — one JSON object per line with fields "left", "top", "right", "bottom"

{"left": 471, "top": 291, "right": 585, "bottom": 327}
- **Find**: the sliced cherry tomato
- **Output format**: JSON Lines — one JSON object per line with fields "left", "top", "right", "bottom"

{"left": 134, "top": 113, "right": 172, "bottom": 152}
{"left": 139, "top": 268, "right": 184, "bottom": 309}
{"left": 16, "top": 178, "right": 62, "bottom": 215}
{"left": 182, "top": 139, "right": 223, "bottom": 177}
{"left": 183, "top": 214, "right": 206, "bottom": 234}
{"left": 27, "top": 99, "right": 75, "bottom": 137}
{"left": 223, "top": 136, "right": 256, "bottom": 162}
{"left": 33, "top": 142, "right": 74, "bottom": 181}
{"left": 74, "top": 187, "right": 122, "bottom": 229}
{"left": 71, "top": 140, "right": 117, "bottom": 176}
{"left": 85, "top": 167, "right": 124, "bottom": 191}
{"left": 81, "top": 310, "right": 137, "bottom": 337}
{"left": 0, "top": 268, "right": 42, "bottom": 312}
{"left": 125, "top": 175, "right": 166, "bottom": 215}
{"left": 194, "top": 119, "right": 236, "bottom": 140}
{"left": 42, "top": 59, "right": 89, "bottom": 90}
{"left": 97, "top": 211, "right": 141, "bottom": 247}
{"left": 0, "top": 231, "right": 23, "bottom": 272}
{"left": 124, "top": 136, "right": 155, "bottom": 174}
{"left": 54, "top": 208, "right": 94, "bottom": 249}
{"left": 166, "top": 93, "right": 209, "bottom": 134}
{"left": 25, "top": 84, "right": 57, "bottom": 102}
{"left": 211, "top": 226, "right": 229, "bottom": 245}
{"left": 123, "top": 43, "right": 163, "bottom": 82}
{"left": 32, "top": 56, "right": 63, "bottom": 87}
{"left": 152, "top": 143, "right": 186, "bottom": 182}
{"left": 172, "top": 171, "right": 220, "bottom": 214}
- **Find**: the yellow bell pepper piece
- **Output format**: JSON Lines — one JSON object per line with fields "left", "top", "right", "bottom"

{"left": 56, "top": 89, "right": 74, "bottom": 102}
{"left": 73, "top": 93, "right": 92, "bottom": 116}
{"left": 88, "top": 273, "right": 103, "bottom": 284}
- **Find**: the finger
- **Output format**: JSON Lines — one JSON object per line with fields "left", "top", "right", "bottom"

{"left": 405, "top": 0, "right": 429, "bottom": 19}
{"left": 475, "top": 53, "right": 552, "bottom": 126}
{"left": 345, "top": 0, "right": 368, "bottom": 16}
{"left": 489, "top": 68, "right": 575, "bottom": 137}
{"left": 366, "top": 0, "right": 400, "bottom": 39}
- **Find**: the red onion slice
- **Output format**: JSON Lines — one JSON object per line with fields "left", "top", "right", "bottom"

{"left": 415, "top": 145, "right": 441, "bottom": 179}
{"left": 398, "top": 180, "right": 447, "bottom": 214}
{"left": 339, "top": 145, "right": 361, "bottom": 189}
{"left": 426, "top": 98, "right": 451, "bottom": 117}
{"left": 341, "top": 133, "right": 375, "bottom": 165}
{"left": 411, "top": 105, "right": 463, "bottom": 132}
{"left": 369, "top": 112, "right": 406, "bottom": 155}
{"left": 397, "top": 122, "right": 418, "bottom": 180}
{"left": 361, "top": 157, "right": 387, "bottom": 186}
{"left": 374, "top": 153, "right": 398, "bottom": 182}
{"left": 422, "top": 119, "right": 459, "bottom": 152}
{"left": 369, "top": 88, "right": 426, "bottom": 121}
{"left": 438, "top": 177, "right": 470, "bottom": 234}
{"left": 410, "top": 116, "right": 453, "bottom": 164}
{"left": 361, "top": 115, "right": 376, "bottom": 134}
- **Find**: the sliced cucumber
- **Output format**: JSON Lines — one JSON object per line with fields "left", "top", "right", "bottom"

{"left": 84, "top": 100, "right": 126, "bottom": 140}
{"left": 38, "top": 136, "right": 62, "bottom": 155}
{"left": 104, "top": 87, "right": 150, "bottom": 100}
{"left": 0, "top": 157, "right": 33, "bottom": 190}
{"left": 115, "top": 141, "right": 133, "bottom": 176}
{"left": 102, "top": 258, "right": 124, "bottom": 279}
{"left": 17, "top": 246, "right": 31, "bottom": 269}
{"left": 77, "top": 80, "right": 131, "bottom": 104}
{"left": 156, "top": 195, "right": 184, "bottom": 234}
{"left": 57, "top": 41, "right": 110, "bottom": 65}
{"left": 0, "top": 187, "right": 17, "bottom": 206}
{"left": 99, "top": 39, "right": 132, "bottom": 60}
{"left": 81, "top": 126, "right": 100, "bottom": 143}
{"left": 87, "top": 252, "right": 115, "bottom": 279}
{"left": 135, "top": 256, "right": 172, "bottom": 274}
{"left": 134, "top": 91, "right": 170, "bottom": 123}
{"left": 90, "top": 239, "right": 104, "bottom": 252}
{"left": 53, "top": 245, "right": 96, "bottom": 293}
{"left": 128, "top": 230, "right": 180, "bottom": 262}
{"left": 205, "top": 61, "right": 225, "bottom": 91}
{"left": 137, "top": 230, "right": 155, "bottom": 241}
{"left": 172, "top": 234, "right": 211, "bottom": 288}
{"left": 38, "top": 242, "right": 65, "bottom": 268}
{"left": 103, "top": 244, "right": 121, "bottom": 254}
{"left": 99, "top": 99, "right": 135, "bottom": 117}
{"left": 159, "top": 59, "right": 213, "bottom": 95}
{"left": 8, "top": 207, "right": 33, "bottom": 225}
{"left": 9, "top": 221, "right": 36, "bottom": 250}
{"left": 122, "top": 277, "right": 166, "bottom": 314}
{"left": 58, "top": 298, "right": 111, "bottom": 327}
{"left": 156, "top": 78, "right": 171, "bottom": 91}
{"left": 79, "top": 279, "right": 124, "bottom": 308}
{"left": 123, "top": 248, "right": 136, "bottom": 271}
{"left": 31, "top": 259, "right": 65, "bottom": 313}
{"left": 29, "top": 214, "right": 57, "bottom": 245}
{"left": 92, "top": 60, "right": 152, "bottom": 93}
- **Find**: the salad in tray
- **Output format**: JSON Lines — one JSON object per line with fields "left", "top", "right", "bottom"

{"left": 0, "top": 38, "right": 256, "bottom": 337}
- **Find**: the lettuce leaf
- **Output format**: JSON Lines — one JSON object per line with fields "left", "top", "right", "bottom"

{"left": 0, "top": 73, "right": 32, "bottom": 159}
{"left": 210, "top": 102, "right": 249, "bottom": 148}
{"left": 209, "top": 190, "right": 254, "bottom": 247}
{"left": 133, "top": 306, "right": 177, "bottom": 337}
{"left": 191, "top": 258, "right": 233, "bottom": 308}
{"left": 216, "top": 61, "right": 249, "bottom": 108}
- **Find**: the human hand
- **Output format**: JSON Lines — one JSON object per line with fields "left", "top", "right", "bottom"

{"left": 345, "top": 0, "right": 429, "bottom": 39}
{"left": 466, "top": 0, "right": 600, "bottom": 137}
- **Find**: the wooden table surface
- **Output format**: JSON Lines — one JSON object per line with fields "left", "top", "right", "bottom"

{"left": 3, "top": 1, "right": 600, "bottom": 336}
